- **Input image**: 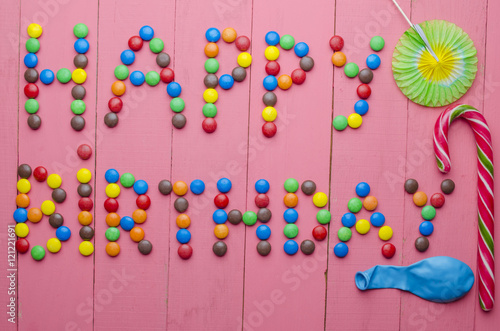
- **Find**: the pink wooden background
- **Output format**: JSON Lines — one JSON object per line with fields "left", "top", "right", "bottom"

{"left": 1, "top": 0, "right": 499, "bottom": 330}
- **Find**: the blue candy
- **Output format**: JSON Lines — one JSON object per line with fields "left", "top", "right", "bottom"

{"left": 370, "top": 212, "right": 386, "bottom": 227}
{"left": 176, "top": 229, "right": 191, "bottom": 244}
{"left": 133, "top": 180, "right": 148, "bottom": 195}
{"left": 104, "top": 169, "right": 120, "bottom": 183}
{"left": 355, "top": 181, "right": 371, "bottom": 197}
{"left": 190, "top": 179, "right": 205, "bottom": 195}
{"left": 256, "top": 225, "right": 271, "bottom": 240}
{"left": 255, "top": 179, "right": 270, "bottom": 194}
{"left": 56, "top": 226, "right": 71, "bottom": 241}
{"left": 13, "top": 208, "right": 28, "bottom": 223}
{"left": 40, "top": 69, "right": 55, "bottom": 84}
{"left": 24, "top": 53, "right": 38, "bottom": 68}
{"left": 219, "top": 74, "right": 234, "bottom": 90}
{"left": 283, "top": 208, "right": 298, "bottom": 223}
{"left": 284, "top": 240, "right": 299, "bottom": 255}
{"left": 205, "top": 27, "right": 221, "bottom": 42}
{"left": 354, "top": 100, "right": 369, "bottom": 116}
{"left": 120, "top": 216, "right": 135, "bottom": 231}
{"left": 74, "top": 38, "right": 89, "bottom": 54}
{"left": 334, "top": 242, "right": 349, "bottom": 258}
{"left": 217, "top": 178, "right": 232, "bottom": 193}
{"left": 341, "top": 212, "right": 356, "bottom": 228}
{"left": 419, "top": 221, "right": 434, "bottom": 236}
{"left": 120, "top": 50, "right": 135, "bottom": 65}
{"left": 263, "top": 75, "right": 278, "bottom": 91}
{"left": 167, "top": 82, "right": 182, "bottom": 97}
{"left": 139, "top": 25, "right": 154, "bottom": 41}
{"left": 294, "top": 42, "right": 309, "bottom": 57}
{"left": 130, "top": 71, "right": 145, "bottom": 86}
{"left": 265, "top": 31, "right": 280, "bottom": 46}
{"left": 212, "top": 209, "right": 228, "bottom": 224}
{"left": 366, "top": 54, "right": 381, "bottom": 70}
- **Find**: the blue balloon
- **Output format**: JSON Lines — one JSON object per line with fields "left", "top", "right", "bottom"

{"left": 167, "top": 82, "right": 182, "bottom": 97}
{"left": 354, "top": 100, "right": 369, "bottom": 116}
{"left": 13, "top": 208, "right": 28, "bottom": 223}
{"left": 255, "top": 179, "right": 270, "bottom": 194}
{"left": 120, "top": 216, "right": 134, "bottom": 231}
{"left": 283, "top": 240, "right": 299, "bottom": 255}
{"left": 139, "top": 25, "right": 154, "bottom": 41}
{"left": 176, "top": 229, "right": 191, "bottom": 244}
{"left": 120, "top": 50, "right": 135, "bottom": 65}
{"left": 56, "top": 226, "right": 71, "bottom": 241}
{"left": 24, "top": 53, "right": 38, "bottom": 68}
{"left": 256, "top": 225, "right": 271, "bottom": 240}
{"left": 212, "top": 209, "right": 228, "bottom": 224}
{"left": 190, "top": 179, "right": 205, "bottom": 195}
{"left": 334, "top": 242, "right": 349, "bottom": 257}
{"left": 370, "top": 212, "right": 386, "bottom": 227}
{"left": 40, "top": 69, "right": 55, "bottom": 84}
{"left": 133, "top": 180, "right": 148, "bottom": 195}
{"left": 419, "top": 221, "right": 434, "bottom": 236}
{"left": 265, "top": 31, "right": 280, "bottom": 46}
{"left": 130, "top": 71, "right": 145, "bottom": 86}
{"left": 74, "top": 38, "right": 89, "bottom": 54}
{"left": 205, "top": 27, "right": 221, "bottom": 42}
{"left": 219, "top": 74, "right": 234, "bottom": 90}
{"left": 294, "top": 42, "right": 309, "bottom": 57}
{"left": 263, "top": 75, "right": 278, "bottom": 91}
{"left": 105, "top": 169, "right": 120, "bottom": 183}
{"left": 366, "top": 54, "right": 381, "bottom": 70}
{"left": 355, "top": 256, "right": 474, "bottom": 303}
{"left": 355, "top": 181, "right": 371, "bottom": 197}
{"left": 341, "top": 213, "right": 356, "bottom": 228}
{"left": 217, "top": 178, "right": 232, "bottom": 193}
{"left": 283, "top": 208, "right": 298, "bottom": 223}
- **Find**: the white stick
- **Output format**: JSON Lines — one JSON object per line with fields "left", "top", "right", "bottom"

{"left": 392, "top": 0, "right": 413, "bottom": 27}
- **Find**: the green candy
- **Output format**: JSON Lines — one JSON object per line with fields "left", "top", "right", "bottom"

{"left": 71, "top": 100, "right": 86, "bottom": 115}
{"left": 348, "top": 197, "right": 363, "bottom": 213}
{"left": 243, "top": 211, "right": 257, "bottom": 226}
{"left": 370, "top": 36, "right": 385, "bottom": 51}
{"left": 73, "top": 23, "right": 89, "bottom": 38}
{"left": 31, "top": 245, "right": 46, "bottom": 261}
{"left": 202, "top": 103, "right": 217, "bottom": 118}
{"left": 170, "top": 98, "right": 185, "bottom": 113}
{"left": 120, "top": 173, "right": 135, "bottom": 188}
{"left": 280, "top": 34, "right": 295, "bottom": 50}
{"left": 344, "top": 63, "right": 359, "bottom": 78}
{"left": 284, "top": 178, "right": 299, "bottom": 193}
{"left": 283, "top": 224, "right": 299, "bottom": 239}
{"left": 149, "top": 38, "right": 164, "bottom": 53}
{"left": 114, "top": 65, "right": 129, "bottom": 80}
{"left": 333, "top": 115, "right": 348, "bottom": 131}
{"left": 338, "top": 227, "right": 352, "bottom": 242}
{"left": 57, "top": 68, "right": 72, "bottom": 83}
{"left": 145, "top": 71, "right": 160, "bottom": 86}
{"left": 25, "top": 99, "right": 39, "bottom": 114}
{"left": 26, "top": 38, "right": 40, "bottom": 53}
{"left": 316, "top": 210, "right": 331, "bottom": 224}
{"left": 105, "top": 227, "right": 120, "bottom": 242}
{"left": 204, "top": 58, "right": 219, "bottom": 74}
{"left": 421, "top": 205, "right": 436, "bottom": 221}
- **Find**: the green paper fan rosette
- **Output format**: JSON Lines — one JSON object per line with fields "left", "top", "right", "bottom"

{"left": 392, "top": 20, "right": 477, "bottom": 107}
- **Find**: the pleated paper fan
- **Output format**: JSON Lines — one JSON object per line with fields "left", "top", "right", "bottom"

{"left": 392, "top": 20, "right": 478, "bottom": 107}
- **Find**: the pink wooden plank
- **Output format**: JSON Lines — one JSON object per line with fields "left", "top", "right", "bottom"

{"left": 165, "top": 1, "right": 252, "bottom": 329}
{"left": 400, "top": 1, "right": 488, "bottom": 330}
{"left": 93, "top": 0, "right": 175, "bottom": 330}
{"left": 242, "top": 1, "right": 333, "bottom": 330}
{"left": 0, "top": 0, "right": 20, "bottom": 329}
{"left": 16, "top": 1, "right": 98, "bottom": 330}
{"left": 326, "top": 1, "right": 410, "bottom": 330}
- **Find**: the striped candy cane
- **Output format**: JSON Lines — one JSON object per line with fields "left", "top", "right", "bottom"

{"left": 433, "top": 104, "right": 494, "bottom": 311}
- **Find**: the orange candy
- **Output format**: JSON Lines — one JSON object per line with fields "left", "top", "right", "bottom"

{"left": 130, "top": 227, "right": 145, "bottom": 242}
{"left": 214, "top": 224, "right": 229, "bottom": 239}
{"left": 222, "top": 27, "right": 237, "bottom": 43}
{"left": 173, "top": 181, "right": 188, "bottom": 196}
{"left": 111, "top": 81, "right": 126, "bottom": 96}
{"left": 132, "top": 209, "right": 147, "bottom": 224}
{"left": 78, "top": 211, "right": 93, "bottom": 225}
{"left": 16, "top": 194, "right": 30, "bottom": 208}
{"left": 204, "top": 42, "right": 219, "bottom": 58}
{"left": 106, "top": 212, "right": 120, "bottom": 227}
{"left": 363, "top": 196, "right": 378, "bottom": 211}
{"left": 28, "top": 207, "right": 43, "bottom": 223}
{"left": 284, "top": 193, "right": 298, "bottom": 208}
{"left": 332, "top": 52, "right": 346, "bottom": 67}
{"left": 176, "top": 214, "right": 191, "bottom": 228}
{"left": 278, "top": 75, "right": 293, "bottom": 90}
{"left": 413, "top": 191, "right": 428, "bottom": 207}
{"left": 106, "top": 242, "right": 120, "bottom": 257}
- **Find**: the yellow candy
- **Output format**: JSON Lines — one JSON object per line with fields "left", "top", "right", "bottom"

{"left": 379, "top": 226, "right": 393, "bottom": 241}
{"left": 262, "top": 106, "right": 277, "bottom": 122}
{"left": 77, "top": 168, "right": 92, "bottom": 183}
{"left": 356, "top": 219, "right": 370, "bottom": 234}
{"left": 41, "top": 200, "right": 56, "bottom": 215}
{"left": 203, "top": 88, "right": 218, "bottom": 103}
{"left": 15, "top": 223, "right": 29, "bottom": 238}
{"left": 47, "top": 238, "right": 62, "bottom": 253}
{"left": 105, "top": 183, "right": 120, "bottom": 198}
{"left": 264, "top": 46, "right": 280, "bottom": 61}
{"left": 237, "top": 52, "right": 252, "bottom": 68}
{"left": 17, "top": 179, "right": 31, "bottom": 193}
{"left": 348, "top": 113, "right": 362, "bottom": 129}
{"left": 27, "top": 23, "right": 42, "bottom": 38}
{"left": 72, "top": 69, "right": 87, "bottom": 84}
{"left": 313, "top": 192, "right": 328, "bottom": 208}
{"left": 79, "top": 241, "right": 94, "bottom": 256}
{"left": 47, "top": 174, "right": 62, "bottom": 189}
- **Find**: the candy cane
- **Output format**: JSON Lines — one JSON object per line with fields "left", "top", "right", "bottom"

{"left": 433, "top": 104, "right": 494, "bottom": 311}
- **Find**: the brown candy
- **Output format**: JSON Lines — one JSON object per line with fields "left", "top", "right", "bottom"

{"left": 415, "top": 236, "right": 429, "bottom": 252}
{"left": 299, "top": 56, "right": 314, "bottom": 72}
{"left": 172, "top": 113, "right": 186, "bottom": 129}
{"left": 262, "top": 92, "right": 277, "bottom": 107}
{"left": 257, "top": 208, "right": 272, "bottom": 223}
{"left": 104, "top": 112, "right": 118, "bottom": 128}
{"left": 300, "top": 240, "right": 315, "bottom": 255}
{"left": 18, "top": 164, "right": 32, "bottom": 178}
{"left": 257, "top": 240, "right": 271, "bottom": 256}
{"left": 79, "top": 226, "right": 94, "bottom": 240}
{"left": 212, "top": 241, "right": 227, "bottom": 257}
{"left": 71, "top": 115, "right": 85, "bottom": 131}
{"left": 52, "top": 188, "right": 67, "bottom": 203}
{"left": 77, "top": 183, "right": 92, "bottom": 197}
{"left": 404, "top": 179, "right": 419, "bottom": 194}
{"left": 204, "top": 74, "right": 218, "bottom": 88}
{"left": 158, "top": 180, "right": 172, "bottom": 195}
{"left": 73, "top": 54, "right": 88, "bottom": 69}
{"left": 441, "top": 179, "right": 455, "bottom": 194}
{"left": 24, "top": 68, "right": 38, "bottom": 83}
{"left": 71, "top": 85, "right": 86, "bottom": 100}
{"left": 49, "top": 213, "right": 64, "bottom": 228}
{"left": 156, "top": 52, "right": 171, "bottom": 68}
{"left": 174, "top": 197, "right": 188, "bottom": 213}
{"left": 358, "top": 68, "right": 373, "bottom": 84}
{"left": 301, "top": 180, "right": 316, "bottom": 195}
{"left": 227, "top": 209, "right": 242, "bottom": 225}
{"left": 28, "top": 114, "right": 41, "bottom": 130}
{"left": 138, "top": 239, "right": 153, "bottom": 255}
{"left": 232, "top": 67, "right": 247, "bottom": 82}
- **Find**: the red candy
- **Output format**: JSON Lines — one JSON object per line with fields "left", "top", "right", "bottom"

{"left": 262, "top": 122, "right": 277, "bottom": 138}
{"left": 128, "top": 36, "right": 143, "bottom": 51}
{"left": 33, "top": 166, "right": 48, "bottom": 182}
{"left": 160, "top": 68, "right": 175, "bottom": 83}
{"left": 430, "top": 193, "right": 445, "bottom": 208}
{"left": 178, "top": 244, "right": 193, "bottom": 259}
{"left": 77, "top": 144, "right": 92, "bottom": 160}
{"left": 16, "top": 238, "right": 30, "bottom": 254}
{"left": 255, "top": 194, "right": 269, "bottom": 208}
{"left": 136, "top": 194, "right": 151, "bottom": 210}
{"left": 78, "top": 197, "right": 94, "bottom": 211}
{"left": 24, "top": 83, "right": 39, "bottom": 98}
{"left": 357, "top": 84, "right": 371, "bottom": 99}
{"left": 235, "top": 36, "right": 251, "bottom": 51}
{"left": 104, "top": 198, "right": 119, "bottom": 213}
{"left": 214, "top": 193, "right": 229, "bottom": 209}
{"left": 291, "top": 69, "right": 306, "bottom": 85}
{"left": 108, "top": 97, "right": 123, "bottom": 113}
{"left": 265, "top": 61, "right": 280, "bottom": 76}
{"left": 382, "top": 243, "right": 396, "bottom": 259}
{"left": 329, "top": 35, "right": 344, "bottom": 51}
{"left": 312, "top": 225, "right": 327, "bottom": 241}
{"left": 202, "top": 118, "right": 217, "bottom": 133}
